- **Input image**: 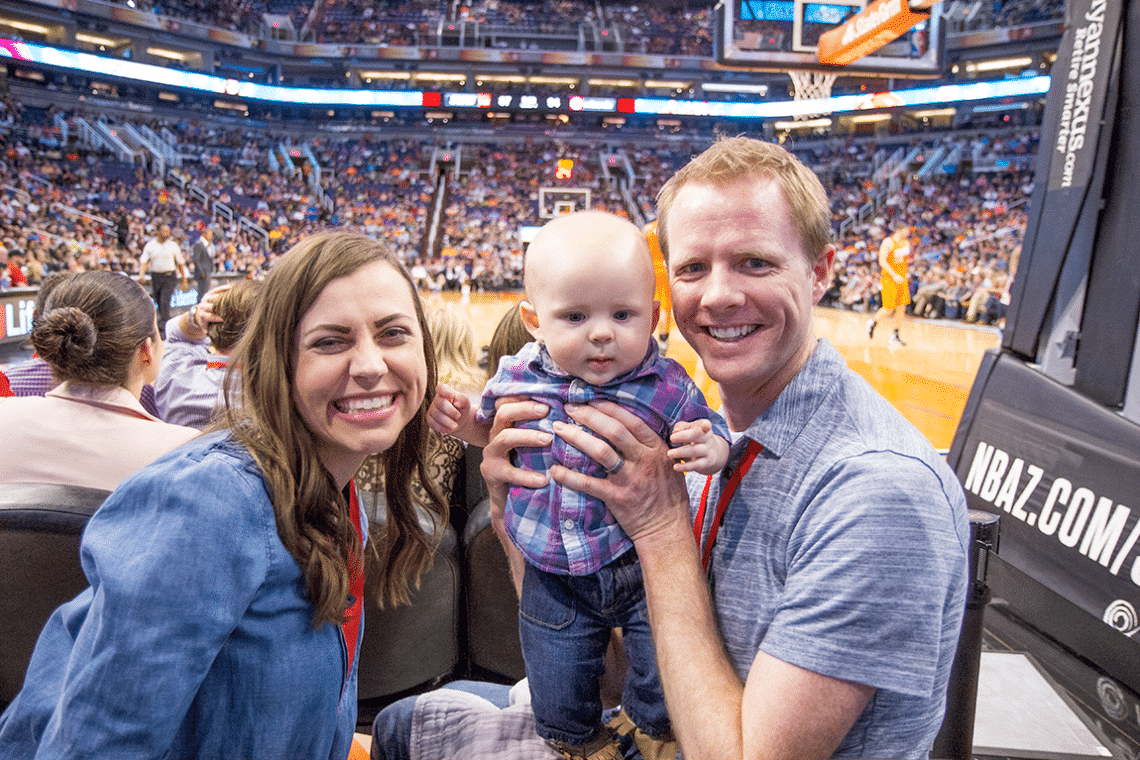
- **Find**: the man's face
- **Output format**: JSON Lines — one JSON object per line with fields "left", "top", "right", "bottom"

{"left": 666, "top": 176, "right": 832, "bottom": 425}
{"left": 158, "top": 225, "right": 171, "bottom": 242}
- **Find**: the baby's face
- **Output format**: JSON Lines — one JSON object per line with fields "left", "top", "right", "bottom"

{"left": 528, "top": 264, "right": 657, "bottom": 386}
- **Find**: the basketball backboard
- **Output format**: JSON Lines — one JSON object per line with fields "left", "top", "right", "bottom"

{"left": 715, "top": 0, "right": 945, "bottom": 77}
{"left": 538, "top": 187, "right": 591, "bottom": 218}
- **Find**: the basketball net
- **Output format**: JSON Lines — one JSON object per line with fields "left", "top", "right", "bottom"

{"left": 788, "top": 70, "right": 838, "bottom": 120}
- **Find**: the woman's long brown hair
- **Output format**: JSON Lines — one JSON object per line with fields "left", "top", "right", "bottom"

{"left": 218, "top": 232, "right": 445, "bottom": 627}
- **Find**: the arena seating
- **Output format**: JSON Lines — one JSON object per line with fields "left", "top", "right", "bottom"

{"left": 0, "top": 482, "right": 112, "bottom": 708}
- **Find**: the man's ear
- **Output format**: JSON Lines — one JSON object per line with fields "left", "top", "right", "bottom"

{"left": 519, "top": 300, "right": 543, "bottom": 341}
{"left": 811, "top": 245, "right": 836, "bottom": 305}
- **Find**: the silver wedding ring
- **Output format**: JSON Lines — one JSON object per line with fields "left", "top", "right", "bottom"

{"left": 605, "top": 454, "right": 625, "bottom": 475}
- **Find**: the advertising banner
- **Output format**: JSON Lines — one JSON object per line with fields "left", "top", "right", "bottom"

{"left": 952, "top": 353, "right": 1140, "bottom": 693}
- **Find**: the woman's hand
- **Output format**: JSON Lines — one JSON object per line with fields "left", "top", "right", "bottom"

{"left": 551, "top": 400, "right": 691, "bottom": 544}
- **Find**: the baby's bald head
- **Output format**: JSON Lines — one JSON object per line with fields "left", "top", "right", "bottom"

{"left": 524, "top": 211, "right": 655, "bottom": 308}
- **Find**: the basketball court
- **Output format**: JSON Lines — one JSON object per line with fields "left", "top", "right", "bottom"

{"left": 422, "top": 290, "right": 998, "bottom": 452}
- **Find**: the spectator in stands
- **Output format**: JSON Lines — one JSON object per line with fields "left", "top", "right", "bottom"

{"left": 4, "top": 272, "right": 163, "bottom": 414}
{"left": 191, "top": 227, "right": 217, "bottom": 303}
{"left": 482, "top": 302, "right": 531, "bottom": 379}
{"left": 137, "top": 223, "right": 188, "bottom": 335}
{"left": 5, "top": 247, "right": 28, "bottom": 287}
{"left": 154, "top": 279, "right": 263, "bottom": 429}
{"left": 0, "top": 231, "right": 445, "bottom": 760}
{"left": 0, "top": 270, "right": 197, "bottom": 491}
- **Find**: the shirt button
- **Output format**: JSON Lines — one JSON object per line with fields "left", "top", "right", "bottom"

{"left": 562, "top": 519, "right": 574, "bottom": 530}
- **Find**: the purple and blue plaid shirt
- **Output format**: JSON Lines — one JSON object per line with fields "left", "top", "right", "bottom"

{"left": 477, "top": 339, "right": 729, "bottom": 575}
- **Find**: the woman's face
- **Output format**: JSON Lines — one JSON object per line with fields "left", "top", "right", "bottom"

{"left": 293, "top": 260, "right": 428, "bottom": 487}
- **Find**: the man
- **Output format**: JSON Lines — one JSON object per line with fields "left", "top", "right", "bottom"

{"left": 867, "top": 225, "right": 913, "bottom": 346}
{"left": 376, "top": 138, "right": 969, "bottom": 760}
{"left": 191, "top": 228, "right": 216, "bottom": 303}
{"left": 544, "top": 138, "right": 969, "bottom": 758}
{"left": 138, "top": 224, "right": 188, "bottom": 332}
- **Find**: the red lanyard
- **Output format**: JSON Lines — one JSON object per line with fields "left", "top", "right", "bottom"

{"left": 341, "top": 481, "right": 365, "bottom": 679}
{"left": 693, "top": 439, "right": 763, "bottom": 572}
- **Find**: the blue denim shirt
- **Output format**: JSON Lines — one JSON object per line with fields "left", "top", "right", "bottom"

{"left": 0, "top": 431, "right": 363, "bottom": 760}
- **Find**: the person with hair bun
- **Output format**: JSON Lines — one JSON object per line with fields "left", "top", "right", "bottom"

{"left": 0, "top": 231, "right": 446, "bottom": 760}
{"left": 0, "top": 270, "right": 197, "bottom": 491}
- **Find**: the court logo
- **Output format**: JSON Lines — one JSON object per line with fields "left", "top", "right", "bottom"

{"left": 1102, "top": 599, "right": 1140, "bottom": 637}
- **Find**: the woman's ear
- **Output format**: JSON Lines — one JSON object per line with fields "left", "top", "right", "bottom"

{"left": 139, "top": 336, "right": 158, "bottom": 366}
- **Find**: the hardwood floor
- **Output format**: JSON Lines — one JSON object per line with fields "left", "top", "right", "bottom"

{"left": 427, "top": 291, "right": 1000, "bottom": 452}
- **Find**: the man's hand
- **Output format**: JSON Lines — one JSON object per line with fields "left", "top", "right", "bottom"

{"left": 480, "top": 397, "right": 550, "bottom": 597}
{"left": 479, "top": 397, "right": 550, "bottom": 516}
{"left": 550, "top": 400, "right": 691, "bottom": 544}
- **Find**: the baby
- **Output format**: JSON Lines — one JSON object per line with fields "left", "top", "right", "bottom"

{"left": 431, "top": 210, "right": 729, "bottom": 760}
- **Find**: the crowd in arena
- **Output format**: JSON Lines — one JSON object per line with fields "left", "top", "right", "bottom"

{"left": 2, "top": 90, "right": 1033, "bottom": 331}
{"left": 99, "top": 0, "right": 1063, "bottom": 52}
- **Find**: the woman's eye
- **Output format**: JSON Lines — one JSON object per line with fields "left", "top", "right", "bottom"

{"left": 380, "top": 326, "right": 413, "bottom": 342}
{"left": 311, "top": 337, "right": 346, "bottom": 351}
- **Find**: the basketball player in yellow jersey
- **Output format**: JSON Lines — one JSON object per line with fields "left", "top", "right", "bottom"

{"left": 867, "top": 225, "right": 912, "bottom": 346}
{"left": 644, "top": 221, "right": 673, "bottom": 350}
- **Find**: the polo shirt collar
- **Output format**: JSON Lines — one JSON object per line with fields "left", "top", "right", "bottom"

{"left": 740, "top": 338, "right": 844, "bottom": 458}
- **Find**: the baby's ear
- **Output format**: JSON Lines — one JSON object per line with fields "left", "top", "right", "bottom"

{"left": 651, "top": 299, "right": 661, "bottom": 333}
{"left": 519, "top": 301, "right": 543, "bottom": 341}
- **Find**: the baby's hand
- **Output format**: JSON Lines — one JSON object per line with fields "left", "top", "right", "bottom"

{"left": 428, "top": 385, "right": 491, "bottom": 447}
{"left": 668, "top": 419, "right": 730, "bottom": 475}
{"left": 428, "top": 384, "right": 467, "bottom": 435}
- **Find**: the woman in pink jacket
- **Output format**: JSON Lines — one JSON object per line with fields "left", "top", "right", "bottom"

{"left": 0, "top": 270, "right": 197, "bottom": 491}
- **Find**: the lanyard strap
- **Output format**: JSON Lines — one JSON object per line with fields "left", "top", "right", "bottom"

{"left": 693, "top": 439, "right": 763, "bottom": 572}
{"left": 341, "top": 481, "right": 365, "bottom": 679}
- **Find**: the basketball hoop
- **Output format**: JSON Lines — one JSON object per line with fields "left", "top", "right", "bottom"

{"left": 787, "top": 70, "right": 838, "bottom": 120}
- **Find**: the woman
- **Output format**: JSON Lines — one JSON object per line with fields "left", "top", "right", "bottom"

{"left": 0, "top": 270, "right": 197, "bottom": 490}
{"left": 154, "top": 278, "right": 264, "bottom": 429}
{"left": 355, "top": 305, "right": 483, "bottom": 523}
{"left": 0, "top": 232, "right": 447, "bottom": 759}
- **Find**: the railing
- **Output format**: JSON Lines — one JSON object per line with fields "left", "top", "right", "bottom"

{"left": 239, "top": 215, "right": 269, "bottom": 247}
{"left": 0, "top": 184, "right": 31, "bottom": 203}
{"left": 29, "top": 227, "right": 89, "bottom": 252}
{"left": 213, "top": 201, "right": 234, "bottom": 224}
{"left": 48, "top": 202, "right": 115, "bottom": 231}
{"left": 21, "top": 173, "right": 53, "bottom": 190}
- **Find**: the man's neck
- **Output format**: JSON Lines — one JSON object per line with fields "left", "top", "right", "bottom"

{"left": 719, "top": 338, "right": 818, "bottom": 433}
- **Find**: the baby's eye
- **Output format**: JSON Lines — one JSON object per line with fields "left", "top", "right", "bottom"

{"left": 613, "top": 310, "right": 632, "bottom": 321}
{"left": 564, "top": 312, "right": 585, "bottom": 323}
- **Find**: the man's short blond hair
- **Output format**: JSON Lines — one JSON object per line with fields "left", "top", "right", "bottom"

{"left": 655, "top": 136, "right": 832, "bottom": 265}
